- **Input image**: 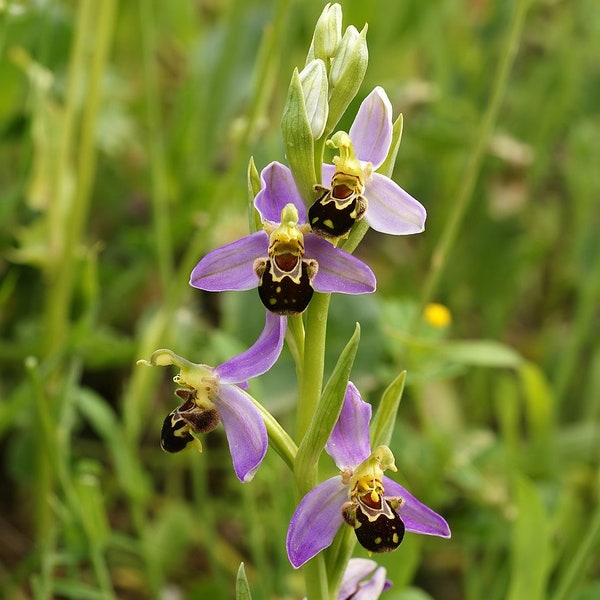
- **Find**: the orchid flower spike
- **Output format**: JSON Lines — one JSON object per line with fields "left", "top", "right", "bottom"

{"left": 137, "top": 312, "right": 286, "bottom": 482}
{"left": 308, "top": 86, "right": 427, "bottom": 240}
{"left": 286, "top": 382, "right": 450, "bottom": 568}
{"left": 190, "top": 161, "right": 376, "bottom": 315}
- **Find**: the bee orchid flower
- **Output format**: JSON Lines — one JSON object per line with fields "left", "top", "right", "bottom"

{"left": 286, "top": 382, "right": 450, "bottom": 568}
{"left": 308, "top": 86, "right": 427, "bottom": 239}
{"left": 137, "top": 311, "right": 286, "bottom": 483}
{"left": 190, "top": 161, "right": 376, "bottom": 315}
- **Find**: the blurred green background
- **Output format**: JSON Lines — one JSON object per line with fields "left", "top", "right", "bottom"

{"left": 1, "top": 0, "right": 599, "bottom": 598}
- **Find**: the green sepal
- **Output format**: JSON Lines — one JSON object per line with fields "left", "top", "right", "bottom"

{"left": 377, "top": 113, "right": 404, "bottom": 178}
{"left": 281, "top": 68, "right": 318, "bottom": 205}
{"left": 247, "top": 156, "right": 262, "bottom": 233}
{"left": 370, "top": 370, "right": 406, "bottom": 449}
{"left": 295, "top": 322, "right": 361, "bottom": 494}
{"left": 236, "top": 563, "right": 252, "bottom": 600}
{"left": 326, "top": 24, "right": 368, "bottom": 135}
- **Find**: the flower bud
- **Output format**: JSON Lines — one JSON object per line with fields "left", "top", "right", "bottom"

{"left": 298, "top": 59, "right": 329, "bottom": 140}
{"left": 327, "top": 24, "right": 368, "bottom": 132}
{"left": 308, "top": 2, "right": 342, "bottom": 64}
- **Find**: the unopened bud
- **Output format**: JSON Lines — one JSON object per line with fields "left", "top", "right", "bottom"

{"left": 309, "top": 2, "right": 343, "bottom": 63}
{"left": 299, "top": 59, "right": 329, "bottom": 140}
{"left": 327, "top": 24, "right": 368, "bottom": 132}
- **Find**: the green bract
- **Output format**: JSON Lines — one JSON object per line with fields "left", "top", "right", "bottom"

{"left": 282, "top": 67, "right": 318, "bottom": 204}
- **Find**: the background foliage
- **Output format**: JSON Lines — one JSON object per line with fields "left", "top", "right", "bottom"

{"left": 1, "top": 0, "right": 599, "bottom": 598}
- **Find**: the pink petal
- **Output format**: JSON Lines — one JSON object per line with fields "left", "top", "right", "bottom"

{"left": 338, "top": 558, "right": 390, "bottom": 600}
{"left": 216, "top": 312, "right": 286, "bottom": 384}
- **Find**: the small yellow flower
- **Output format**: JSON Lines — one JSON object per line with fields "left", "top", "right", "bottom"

{"left": 423, "top": 302, "right": 452, "bottom": 329}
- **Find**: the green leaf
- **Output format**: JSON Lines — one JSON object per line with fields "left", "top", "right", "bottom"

{"left": 506, "top": 475, "right": 552, "bottom": 600}
{"left": 51, "top": 580, "right": 111, "bottom": 600}
{"left": 295, "top": 322, "right": 361, "bottom": 493}
{"left": 76, "top": 388, "right": 150, "bottom": 503}
{"left": 518, "top": 361, "right": 555, "bottom": 470}
{"left": 236, "top": 563, "right": 253, "bottom": 600}
{"left": 370, "top": 371, "right": 406, "bottom": 448}
{"left": 74, "top": 461, "right": 110, "bottom": 550}
{"left": 434, "top": 339, "right": 523, "bottom": 368}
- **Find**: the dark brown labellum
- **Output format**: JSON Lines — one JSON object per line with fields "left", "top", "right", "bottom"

{"left": 160, "top": 390, "right": 221, "bottom": 453}
{"left": 308, "top": 186, "right": 358, "bottom": 238}
{"left": 184, "top": 407, "right": 220, "bottom": 434}
{"left": 257, "top": 258, "right": 315, "bottom": 315}
{"left": 343, "top": 495, "right": 405, "bottom": 553}
{"left": 161, "top": 411, "right": 194, "bottom": 453}
{"left": 354, "top": 501, "right": 405, "bottom": 552}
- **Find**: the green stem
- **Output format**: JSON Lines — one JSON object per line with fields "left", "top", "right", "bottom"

{"left": 286, "top": 313, "right": 306, "bottom": 375}
{"left": 44, "top": 0, "right": 116, "bottom": 357}
{"left": 326, "top": 527, "right": 356, "bottom": 599}
{"left": 551, "top": 491, "right": 600, "bottom": 600}
{"left": 296, "top": 292, "right": 331, "bottom": 442}
{"left": 26, "top": 357, "right": 56, "bottom": 539}
{"left": 303, "top": 555, "right": 329, "bottom": 600}
{"left": 139, "top": 0, "right": 174, "bottom": 294}
{"left": 295, "top": 292, "right": 332, "bottom": 600}
{"left": 416, "top": 0, "right": 531, "bottom": 321}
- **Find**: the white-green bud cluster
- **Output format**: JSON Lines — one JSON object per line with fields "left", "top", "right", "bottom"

{"left": 281, "top": 3, "right": 369, "bottom": 202}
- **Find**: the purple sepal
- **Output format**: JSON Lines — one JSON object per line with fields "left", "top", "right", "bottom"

{"left": 216, "top": 312, "right": 286, "bottom": 384}
{"left": 190, "top": 231, "right": 268, "bottom": 291}
{"left": 255, "top": 161, "right": 307, "bottom": 223}
{"left": 286, "top": 476, "right": 347, "bottom": 568}
{"left": 364, "top": 173, "right": 426, "bottom": 234}
{"left": 338, "top": 558, "right": 392, "bottom": 600}
{"left": 349, "top": 87, "right": 393, "bottom": 168}
{"left": 384, "top": 476, "right": 451, "bottom": 538}
{"left": 306, "top": 235, "right": 376, "bottom": 294}
{"left": 326, "top": 382, "right": 372, "bottom": 470}
{"left": 215, "top": 384, "right": 268, "bottom": 483}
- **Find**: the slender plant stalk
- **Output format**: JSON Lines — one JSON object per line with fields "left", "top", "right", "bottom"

{"left": 551, "top": 491, "right": 600, "bottom": 600}
{"left": 139, "top": 0, "right": 174, "bottom": 294}
{"left": 44, "top": 0, "right": 116, "bottom": 357}
{"left": 303, "top": 555, "right": 329, "bottom": 600}
{"left": 416, "top": 0, "right": 531, "bottom": 320}
{"left": 296, "top": 292, "right": 331, "bottom": 442}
